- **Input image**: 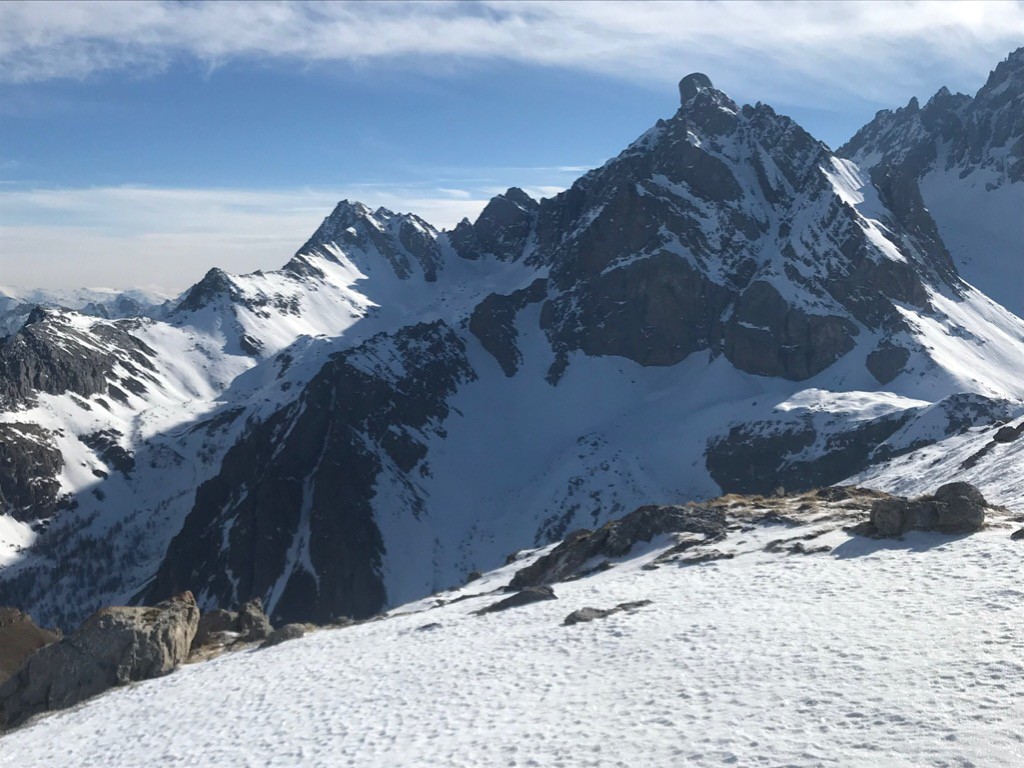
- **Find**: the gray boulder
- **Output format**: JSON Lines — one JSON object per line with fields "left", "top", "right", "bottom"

{"left": 193, "top": 608, "right": 239, "bottom": 649}
{"left": 260, "top": 623, "right": 313, "bottom": 649}
{"left": 563, "top": 600, "right": 653, "bottom": 626}
{"left": 0, "top": 591, "right": 199, "bottom": 729}
{"left": 475, "top": 586, "right": 557, "bottom": 615}
{"left": 868, "top": 482, "right": 988, "bottom": 537}
{"left": 237, "top": 599, "right": 273, "bottom": 642}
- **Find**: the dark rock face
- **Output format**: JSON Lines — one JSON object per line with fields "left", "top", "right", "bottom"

{"left": 0, "top": 423, "right": 63, "bottom": 521}
{"left": 721, "top": 281, "right": 857, "bottom": 379}
{"left": 469, "top": 278, "right": 547, "bottom": 376}
{"left": 146, "top": 321, "right": 476, "bottom": 625}
{"left": 993, "top": 423, "right": 1024, "bottom": 443}
{"left": 705, "top": 411, "right": 912, "bottom": 496}
{"left": 866, "top": 343, "right": 911, "bottom": 385}
{"left": 0, "top": 592, "right": 198, "bottom": 730}
{"left": 475, "top": 586, "right": 557, "bottom": 615}
{"left": 510, "top": 504, "right": 726, "bottom": 589}
{"left": 0, "top": 310, "right": 157, "bottom": 408}
{"left": 450, "top": 188, "right": 539, "bottom": 262}
{"left": 0, "top": 607, "right": 60, "bottom": 685}
{"left": 868, "top": 482, "right": 988, "bottom": 537}
{"left": 522, "top": 74, "right": 952, "bottom": 383}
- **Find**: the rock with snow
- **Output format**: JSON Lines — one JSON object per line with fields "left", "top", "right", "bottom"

{"left": 868, "top": 482, "right": 988, "bottom": 537}
{"left": 0, "top": 592, "right": 198, "bottom": 730}
{"left": 511, "top": 505, "right": 726, "bottom": 589}
{"left": 563, "top": 600, "right": 653, "bottom": 626}
{"left": 475, "top": 586, "right": 557, "bottom": 615}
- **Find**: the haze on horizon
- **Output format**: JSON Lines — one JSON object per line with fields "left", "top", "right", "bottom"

{"left": 1, "top": 0, "right": 1022, "bottom": 292}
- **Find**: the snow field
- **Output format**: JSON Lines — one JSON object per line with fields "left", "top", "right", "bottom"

{"left": 5, "top": 523, "right": 1024, "bottom": 767}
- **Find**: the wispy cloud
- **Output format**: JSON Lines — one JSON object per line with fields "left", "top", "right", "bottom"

{"left": 2, "top": 1, "right": 1023, "bottom": 106}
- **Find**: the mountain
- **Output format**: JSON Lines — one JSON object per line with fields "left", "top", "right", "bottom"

{"left": 840, "top": 47, "right": 1024, "bottom": 315}
{"left": 2, "top": 63, "right": 1024, "bottom": 630}
{"left": 0, "top": 287, "right": 173, "bottom": 338}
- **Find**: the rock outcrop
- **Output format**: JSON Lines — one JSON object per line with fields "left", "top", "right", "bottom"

{"left": 475, "top": 586, "right": 558, "bottom": 615}
{"left": 510, "top": 505, "right": 726, "bottom": 589}
{"left": 0, "top": 608, "right": 60, "bottom": 685}
{"left": 563, "top": 600, "right": 653, "bottom": 626}
{"left": 0, "top": 592, "right": 199, "bottom": 730}
{"left": 867, "top": 482, "right": 988, "bottom": 537}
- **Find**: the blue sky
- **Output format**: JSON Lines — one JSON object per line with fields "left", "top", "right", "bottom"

{"left": 2, "top": 0, "right": 1023, "bottom": 292}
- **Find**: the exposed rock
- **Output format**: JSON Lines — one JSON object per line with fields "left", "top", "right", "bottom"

{"left": 1011, "top": 528, "right": 1024, "bottom": 541}
{"left": 867, "top": 482, "right": 988, "bottom": 537}
{"left": 416, "top": 622, "right": 442, "bottom": 632}
{"left": 0, "top": 309, "right": 157, "bottom": 408}
{"left": 510, "top": 504, "right": 726, "bottom": 589}
{"left": 237, "top": 599, "right": 273, "bottom": 642}
{"left": 0, "top": 423, "right": 63, "bottom": 521}
{"left": 475, "top": 586, "right": 557, "bottom": 615}
{"left": 0, "top": 592, "right": 198, "bottom": 730}
{"left": 193, "top": 608, "right": 239, "bottom": 649}
{"left": 469, "top": 278, "right": 547, "bottom": 376}
{"left": 563, "top": 600, "right": 653, "bottom": 626}
{"left": 0, "top": 608, "right": 60, "bottom": 685}
{"left": 260, "top": 623, "right": 314, "bottom": 649}
{"left": 993, "top": 424, "right": 1023, "bottom": 443}
{"left": 145, "top": 321, "right": 475, "bottom": 626}
{"left": 450, "top": 188, "right": 539, "bottom": 262}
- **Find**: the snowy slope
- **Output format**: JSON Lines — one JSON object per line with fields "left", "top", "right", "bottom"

{"left": 4, "top": 501, "right": 1024, "bottom": 767}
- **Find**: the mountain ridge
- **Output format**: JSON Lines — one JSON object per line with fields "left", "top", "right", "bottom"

{"left": 1, "top": 59, "right": 1023, "bottom": 629}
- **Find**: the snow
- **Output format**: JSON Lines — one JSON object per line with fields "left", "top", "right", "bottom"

{"left": 919, "top": 167, "right": 1024, "bottom": 317}
{"left": 5, "top": 520, "right": 1024, "bottom": 767}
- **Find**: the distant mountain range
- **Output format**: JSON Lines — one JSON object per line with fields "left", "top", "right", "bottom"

{"left": 1, "top": 49, "right": 1022, "bottom": 630}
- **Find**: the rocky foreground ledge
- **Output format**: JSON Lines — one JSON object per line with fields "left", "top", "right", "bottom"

{"left": 0, "top": 482, "right": 1010, "bottom": 733}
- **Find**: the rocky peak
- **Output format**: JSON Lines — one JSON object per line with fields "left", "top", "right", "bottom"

{"left": 175, "top": 267, "right": 236, "bottom": 314}
{"left": 678, "top": 72, "right": 715, "bottom": 104}
{"left": 296, "top": 200, "right": 443, "bottom": 282}
{"left": 449, "top": 187, "right": 539, "bottom": 262}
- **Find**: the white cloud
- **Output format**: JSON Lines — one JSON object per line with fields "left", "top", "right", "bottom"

{"left": 0, "top": 185, "right": 495, "bottom": 291}
{"left": 2, "top": 1, "right": 1023, "bottom": 107}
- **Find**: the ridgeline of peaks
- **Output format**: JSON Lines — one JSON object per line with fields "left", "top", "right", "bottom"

{"left": 840, "top": 47, "right": 1024, "bottom": 314}
{"left": 2, "top": 56, "right": 1024, "bottom": 631}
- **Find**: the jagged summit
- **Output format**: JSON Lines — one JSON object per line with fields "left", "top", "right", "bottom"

{"left": 678, "top": 72, "right": 714, "bottom": 103}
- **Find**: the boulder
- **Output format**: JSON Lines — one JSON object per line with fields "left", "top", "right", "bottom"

{"left": 993, "top": 424, "right": 1023, "bottom": 443}
{"left": 0, "top": 608, "right": 60, "bottom": 685}
{"left": 193, "top": 608, "right": 239, "bottom": 649}
{"left": 260, "top": 623, "right": 314, "bottom": 649}
{"left": 237, "top": 599, "right": 273, "bottom": 642}
{"left": 868, "top": 482, "right": 988, "bottom": 537}
{"left": 475, "top": 586, "right": 557, "bottom": 615}
{"left": 0, "top": 591, "right": 198, "bottom": 730}
{"left": 563, "top": 600, "right": 653, "bottom": 626}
